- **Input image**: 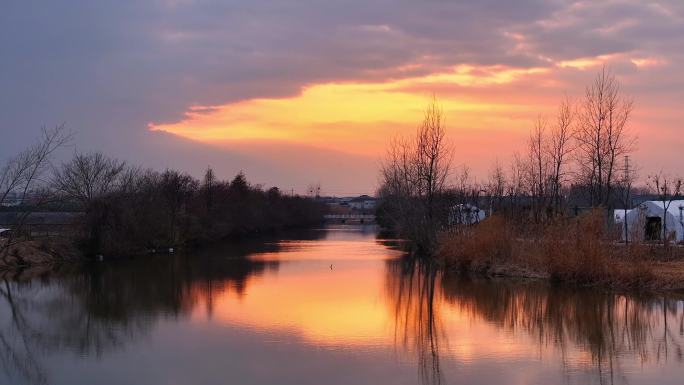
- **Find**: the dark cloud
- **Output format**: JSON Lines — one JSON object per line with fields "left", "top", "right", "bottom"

{"left": 515, "top": 1, "right": 684, "bottom": 60}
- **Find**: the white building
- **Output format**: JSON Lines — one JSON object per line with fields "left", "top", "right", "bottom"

{"left": 614, "top": 200, "right": 684, "bottom": 242}
{"left": 349, "top": 195, "right": 376, "bottom": 211}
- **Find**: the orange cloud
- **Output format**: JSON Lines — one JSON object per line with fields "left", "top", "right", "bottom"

{"left": 149, "top": 57, "right": 678, "bottom": 183}
{"left": 556, "top": 54, "right": 623, "bottom": 70}
{"left": 148, "top": 65, "right": 548, "bottom": 156}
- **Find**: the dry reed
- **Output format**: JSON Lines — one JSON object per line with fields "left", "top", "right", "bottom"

{"left": 437, "top": 210, "right": 680, "bottom": 290}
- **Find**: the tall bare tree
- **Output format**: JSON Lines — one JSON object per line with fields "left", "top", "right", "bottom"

{"left": 547, "top": 96, "right": 575, "bottom": 213}
{"left": 1, "top": 125, "right": 70, "bottom": 207}
{"left": 528, "top": 115, "right": 550, "bottom": 221}
{"left": 506, "top": 152, "right": 526, "bottom": 209}
{"left": 379, "top": 97, "right": 452, "bottom": 251}
{"left": 576, "top": 66, "right": 635, "bottom": 206}
{"left": 453, "top": 164, "right": 474, "bottom": 203}
{"left": 415, "top": 97, "right": 452, "bottom": 221}
{"left": 0, "top": 125, "right": 70, "bottom": 263}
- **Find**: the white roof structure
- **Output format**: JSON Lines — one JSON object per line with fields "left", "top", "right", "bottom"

{"left": 616, "top": 200, "right": 684, "bottom": 242}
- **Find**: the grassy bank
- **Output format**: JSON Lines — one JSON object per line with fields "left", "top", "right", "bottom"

{"left": 0, "top": 238, "right": 83, "bottom": 272}
{"left": 437, "top": 211, "right": 684, "bottom": 291}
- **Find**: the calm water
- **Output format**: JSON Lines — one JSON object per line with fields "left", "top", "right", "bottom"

{"left": 1, "top": 225, "right": 683, "bottom": 385}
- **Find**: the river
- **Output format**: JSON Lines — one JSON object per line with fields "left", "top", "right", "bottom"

{"left": 0, "top": 225, "right": 682, "bottom": 385}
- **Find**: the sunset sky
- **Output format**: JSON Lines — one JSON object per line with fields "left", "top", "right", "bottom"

{"left": 2, "top": 1, "right": 683, "bottom": 195}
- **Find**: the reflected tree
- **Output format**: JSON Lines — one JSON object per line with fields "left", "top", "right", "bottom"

{"left": 385, "top": 257, "right": 444, "bottom": 385}
{"left": 0, "top": 239, "right": 290, "bottom": 385}
{"left": 440, "top": 275, "right": 683, "bottom": 384}
{"left": 384, "top": 260, "right": 684, "bottom": 385}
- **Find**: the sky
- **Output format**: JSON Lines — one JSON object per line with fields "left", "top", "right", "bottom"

{"left": 1, "top": 0, "right": 683, "bottom": 195}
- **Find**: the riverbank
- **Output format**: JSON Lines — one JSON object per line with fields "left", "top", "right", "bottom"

{"left": 0, "top": 238, "right": 83, "bottom": 273}
{"left": 437, "top": 213, "right": 684, "bottom": 292}
{"left": 439, "top": 257, "right": 684, "bottom": 292}
{"left": 0, "top": 222, "right": 329, "bottom": 275}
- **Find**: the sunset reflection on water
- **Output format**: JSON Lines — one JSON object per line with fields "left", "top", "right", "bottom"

{"left": 1, "top": 225, "right": 682, "bottom": 385}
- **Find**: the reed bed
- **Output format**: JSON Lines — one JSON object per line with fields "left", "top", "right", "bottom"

{"left": 438, "top": 211, "right": 684, "bottom": 291}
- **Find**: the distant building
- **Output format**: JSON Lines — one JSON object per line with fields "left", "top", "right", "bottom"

{"left": 349, "top": 195, "right": 376, "bottom": 211}
{"left": 614, "top": 200, "right": 684, "bottom": 242}
{"left": 320, "top": 195, "right": 376, "bottom": 213}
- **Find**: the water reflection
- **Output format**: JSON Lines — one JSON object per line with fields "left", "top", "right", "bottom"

{"left": 0, "top": 239, "right": 291, "bottom": 385}
{"left": 385, "top": 257, "right": 684, "bottom": 385}
{"left": 441, "top": 276, "right": 684, "bottom": 380}
{"left": 386, "top": 258, "right": 443, "bottom": 385}
{"left": 0, "top": 226, "right": 683, "bottom": 385}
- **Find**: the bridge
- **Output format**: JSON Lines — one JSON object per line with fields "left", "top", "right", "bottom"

{"left": 323, "top": 214, "right": 376, "bottom": 224}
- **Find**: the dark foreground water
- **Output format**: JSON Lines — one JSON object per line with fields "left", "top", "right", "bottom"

{"left": 1, "top": 225, "right": 683, "bottom": 385}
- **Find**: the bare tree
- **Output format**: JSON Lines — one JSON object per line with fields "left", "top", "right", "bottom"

{"left": 379, "top": 97, "right": 452, "bottom": 251}
{"left": 0, "top": 125, "right": 70, "bottom": 264}
{"left": 52, "top": 152, "right": 128, "bottom": 204}
{"left": 0, "top": 125, "right": 70, "bottom": 207}
{"left": 547, "top": 96, "right": 574, "bottom": 213}
{"left": 507, "top": 152, "right": 526, "bottom": 209}
{"left": 487, "top": 159, "right": 506, "bottom": 213}
{"left": 575, "top": 66, "right": 635, "bottom": 206}
{"left": 648, "top": 172, "right": 683, "bottom": 245}
{"left": 50, "top": 153, "right": 137, "bottom": 256}
{"left": 527, "top": 115, "right": 550, "bottom": 221}
{"left": 415, "top": 97, "right": 452, "bottom": 222}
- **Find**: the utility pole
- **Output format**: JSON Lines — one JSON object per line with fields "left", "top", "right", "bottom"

{"left": 622, "top": 155, "right": 632, "bottom": 245}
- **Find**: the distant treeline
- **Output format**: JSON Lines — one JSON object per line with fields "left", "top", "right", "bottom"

{"left": 1, "top": 131, "right": 324, "bottom": 260}
{"left": 56, "top": 154, "right": 325, "bottom": 256}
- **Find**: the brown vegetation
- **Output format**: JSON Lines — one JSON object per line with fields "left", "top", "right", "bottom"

{"left": 0, "top": 238, "right": 82, "bottom": 270}
{"left": 438, "top": 211, "right": 684, "bottom": 291}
